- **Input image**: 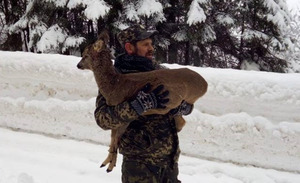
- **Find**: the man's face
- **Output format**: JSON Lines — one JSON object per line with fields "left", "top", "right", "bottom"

{"left": 132, "top": 38, "right": 154, "bottom": 60}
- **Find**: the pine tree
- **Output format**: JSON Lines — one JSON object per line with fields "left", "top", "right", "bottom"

{"left": 233, "top": 0, "right": 293, "bottom": 72}
{"left": 0, "top": 0, "right": 27, "bottom": 51}
{"left": 6, "top": 0, "right": 67, "bottom": 52}
{"left": 184, "top": 0, "right": 293, "bottom": 72}
{"left": 4, "top": 0, "right": 112, "bottom": 54}
{"left": 284, "top": 10, "right": 300, "bottom": 72}
{"left": 185, "top": 0, "right": 237, "bottom": 68}
{"left": 0, "top": 0, "right": 296, "bottom": 72}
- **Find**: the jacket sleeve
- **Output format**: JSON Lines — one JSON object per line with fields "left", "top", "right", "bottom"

{"left": 94, "top": 91, "right": 139, "bottom": 130}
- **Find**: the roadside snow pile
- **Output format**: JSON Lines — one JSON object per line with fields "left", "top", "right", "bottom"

{"left": 0, "top": 51, "right": 299, "bottom": 172}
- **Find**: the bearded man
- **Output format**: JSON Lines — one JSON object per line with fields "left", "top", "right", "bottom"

{"left": 94, "top": 24, "right": 193, "bottom": 183}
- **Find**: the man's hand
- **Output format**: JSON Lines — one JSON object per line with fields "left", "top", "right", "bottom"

{"left": 130, "top": 83, "right": 169, "bottom": 115}
{"left": 170, "top": 100, "right": 193, "bottom": 116}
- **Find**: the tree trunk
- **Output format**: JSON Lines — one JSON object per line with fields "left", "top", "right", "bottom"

{"left": 183, "top": 41, "right": 190, "bottom": 65}
{"left": 3, "top": 0, "right": 10, "bottom": 22}
{"left": 155, "top": 48, "right": 167, "bottom": 63}
{"left": 168, "top": 42, "right": 177, "bottom": 64}
{"left": 166, "top": 0, "right": 178, "bottom": 64}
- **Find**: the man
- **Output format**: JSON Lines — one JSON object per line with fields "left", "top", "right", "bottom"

{"left": 94, "top": 24, "right": 193, "bottom": 183}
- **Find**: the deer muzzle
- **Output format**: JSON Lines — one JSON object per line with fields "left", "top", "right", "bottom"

{"left": 77, "top": 62, "right": 84, "bottom": 70}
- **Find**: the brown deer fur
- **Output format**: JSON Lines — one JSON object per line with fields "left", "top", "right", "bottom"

{"left": 77, "top": 32, "right": 207, "bottom": 172}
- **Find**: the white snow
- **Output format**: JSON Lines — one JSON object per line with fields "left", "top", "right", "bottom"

{"left": 84, "top": 0, "right": 110, "bottom": 21}
{"left": 62, "top": 36, "right": 85, "bottom": 54}
{"left": 2, "top": 128, "right": 300, "bottom": 183}
{"left": 124, "top": 0, "right": 165, "bottom": 22}
{"left": 287, "top": 0, "right": 300, "bottom": 15}
{"left": 45, "top": 0, "right": 68, "bottom": 7}
{"left": 124, "top": 3, "right": 139, "bottom": 21}
{"left": 0, "top": 51, "right": 300, "bottom": 182}
{"left": 66, "top": 0, "right": 110, "bottom": 21}
{"left": 216, "top": 14, "right": 234, "bottom": 26}
{"left": 37, "top": 24, "right": 67, "bottom": 53}
{"left": 187, "top": 0, "right": 207, "bottom": 25}
{"left": 137, "top": 0, "right": 163, "bottom": 18}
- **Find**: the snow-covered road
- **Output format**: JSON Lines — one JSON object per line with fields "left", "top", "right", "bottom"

{"left": 1, "top": 127, "right": 300, "bottom": 183}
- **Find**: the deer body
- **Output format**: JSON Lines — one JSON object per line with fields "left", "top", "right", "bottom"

{"left": 77, "top": 37, "right": 207, "bottom": 172}
{"left": 95, "top": 65, "right": 206, "bottom": 115}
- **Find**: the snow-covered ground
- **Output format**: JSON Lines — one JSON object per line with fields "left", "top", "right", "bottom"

{"left": 1, "top": 127, "right": 300, "bottom": 183}
{"left": 0, "top": 50, "right": 300, "bottom": 182}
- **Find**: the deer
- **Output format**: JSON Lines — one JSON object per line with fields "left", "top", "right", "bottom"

{"left": 77, "top": 32, "right": 208, "bottom": 172}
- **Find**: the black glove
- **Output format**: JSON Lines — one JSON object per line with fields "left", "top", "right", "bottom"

{"left": 130, "top": 83, "right": 169, "bottom": 115}
{"left": 170, "top": 100, "right": 193, "bottom": 116}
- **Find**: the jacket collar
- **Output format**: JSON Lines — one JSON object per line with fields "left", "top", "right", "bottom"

{"left": 114, "top": 53, "right": 156, "bottom": 74}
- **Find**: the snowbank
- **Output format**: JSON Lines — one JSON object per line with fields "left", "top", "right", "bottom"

{"left": 0, "top": 51, "right": 299, "bottom": 173}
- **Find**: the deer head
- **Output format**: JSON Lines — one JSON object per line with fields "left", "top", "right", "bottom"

{"left": 77, "top": 31, "right": 110, "bottom": 71}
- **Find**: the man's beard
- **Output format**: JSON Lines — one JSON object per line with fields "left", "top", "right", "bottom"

{"left": 133, "top": 47, "right": 153, "bottom": 60}
{"left": 145, "top": 51, "right": 154, "bottom": 60}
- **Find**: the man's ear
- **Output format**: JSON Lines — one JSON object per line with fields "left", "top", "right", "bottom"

{"left": 125, "top": 42, "right": 135, "bottom": 54}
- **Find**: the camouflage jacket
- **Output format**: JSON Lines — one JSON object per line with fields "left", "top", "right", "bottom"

{"left": 94, "top": 53, "right": 180, "bottom": 167}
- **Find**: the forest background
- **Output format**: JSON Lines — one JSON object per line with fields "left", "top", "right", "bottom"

{"left": 1, "top": 0, "right": 300, "bottom": 73}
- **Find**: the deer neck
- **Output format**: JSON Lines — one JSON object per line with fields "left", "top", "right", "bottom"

{"left": 92, "top": 50, "right": 121, "bottom": 95}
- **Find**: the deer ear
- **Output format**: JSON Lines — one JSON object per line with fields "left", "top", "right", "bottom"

{"left": 93, "top": 40, "right": 104, "bottom": 52}
{"left": 98, "top": 30, "right": 109, "bottom": 45}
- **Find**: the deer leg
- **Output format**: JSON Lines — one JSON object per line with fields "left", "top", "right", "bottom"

{"left": 100, "top": 125, "right": 129, "bottom": 172}
{"left": 101, "top": 145, "right": 118, "bottom": 173}
{"left": 101, "top": 118, "right": 185, "bottom": 173}
{"left": 106, "top": 146, "right": 118, "bottom": 172}
{"left": 174, "top": 116, "right": 186, "bottom": 132}
{"left": 101, "top": 129, "right": 118, "bottom": 172}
